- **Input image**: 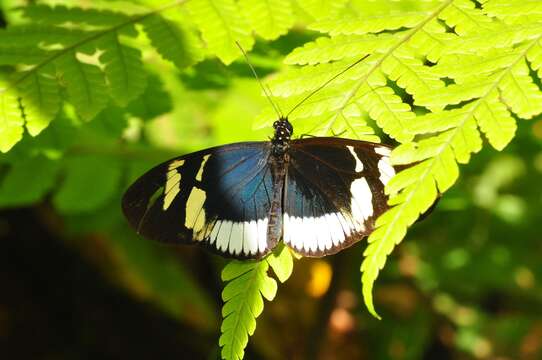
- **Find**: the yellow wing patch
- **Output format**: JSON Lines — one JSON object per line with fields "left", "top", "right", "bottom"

{"left": 163, "top": 160, "right": 185, "bottom": 210}
{"left": 185, "top": 187, "right": 207, "bottom": 236}
{"left": 196, "top": 154, "right": 210, "bottom": 182}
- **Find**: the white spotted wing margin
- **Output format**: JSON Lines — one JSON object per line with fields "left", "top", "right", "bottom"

{"left": 283, "top": 137, "right": 397, "bottom": 257}
{"left": 121, "top": 141, "right": 282, "bottom": 259}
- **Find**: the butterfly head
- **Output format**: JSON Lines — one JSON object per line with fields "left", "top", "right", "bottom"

{"left": 272, "top": 117, "right": 293, "bottom": 156}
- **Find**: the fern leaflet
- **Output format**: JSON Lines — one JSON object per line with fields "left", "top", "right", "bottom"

{"left": 220, "top": 245, "right": 293, "bottom": 360}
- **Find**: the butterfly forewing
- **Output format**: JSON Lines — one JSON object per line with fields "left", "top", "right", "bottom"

{"left": 283, "top": 138, "right": 395, "bottom": 257}
{"left": 122, "top": 142, "right": 281, "bottom": 258}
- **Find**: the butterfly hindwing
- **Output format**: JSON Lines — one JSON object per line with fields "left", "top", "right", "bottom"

{"left": 283, "top": 138, "right": 395, "bottom": 257}
{"left": 122, "top": 142, "right": 281, "bottom": 259}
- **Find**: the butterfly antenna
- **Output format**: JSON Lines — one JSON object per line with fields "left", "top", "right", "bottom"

{"left": 235, "top": 41, "right": 284, "bottom": 119}
{"left": 285, "top": 54, "right": 370, "bottom": 119}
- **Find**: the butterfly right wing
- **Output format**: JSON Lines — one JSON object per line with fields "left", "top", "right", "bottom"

{"left": 122, "top": 141, "right": 280, "bottom": 259}
{"left": 282, "top": 137, "right": 396, "bottom": 257}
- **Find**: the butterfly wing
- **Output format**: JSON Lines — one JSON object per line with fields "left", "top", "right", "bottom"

{"left": 283, "top": 137, "right": 396, "bottom": 257}
{"left": 122, "top": 142, "right": 281, "bottom": 259}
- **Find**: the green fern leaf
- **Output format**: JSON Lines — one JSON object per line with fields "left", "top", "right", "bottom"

{"left": 0, "top": 3, "right": 212, "bottom": 152}
{"left": 358, "top": 84, "right": 416, "bottom": 143}
{"left": 409, "top": 20, "right": 457, "bottom": 62}
{"left": 447, "top": 22, "right": 542, "bottom": 53}
{"left": 220, "top": 260, "right": 277, "bottom": 360}
{"left": 296, "top": 0, "right": 350, "bottom": 21}
{"left": 17, "top": 65, "right": 61, "bottom": 136}
{"left": 359, "top": 24, "right": 542, "bottom": 316}
{"left": 265, "top": 244, "right": 293, "bottom": 283}
{"left": 415, "top": 79, "right": 495, "bottom": 109}
{"left": 0, "top": 25, "right": 87, "bottom": 49}
{"left": 55, "top": 51, "right": 109, "bottom": 121}
{"left": 127, "top": 75, "right": 173, "bottom": 120}
{"left": 0, "top": 84, "right": 23, "bottom": 153}
{"left": 220, "top": 244, "right": 293, "bottom": 360}
{"left": 284, "top": 34, "right": 396, "bottom": 65}
{"left": 439, "top": 0, "right": 496, "bottom": 35}
{"left": 97, "top": 33, "right": 147, "bottom": 107}
{"left": 429, "top": 49, "right": 519, "bottom": 80}
{"left": 0, "top": 47, "right": 48, "bottom": 66}
{"left": 483, "top": 0, "right": 542, "bottom": 24}
{"left": 381, "top": 46, "right": 444, "bottom": 109}
{"left": 475, "top": 92, "right": 516, "bottom": 151}
{"left": 186, "top": 0, "right": 253, "bottom": 65}
{"left": 526, "top": 40, "right": 542, "bottom": 79}
{"left": 141, "top": 14, "right": 203, "bottom": 69}
{"left": 20, "top": 4, "right": 129, "bottom": 26}
{"left": 361, "top": 160, "right": 439, "bottom": 318}
{"left": 268, "top": 59, "right": 365, "bottom": 96}
{"left": 499, "top": 58, "right": 542, "bottom": 119}
{"left": 310, "top": 11, "right": 431, "bottom": 35}
{"left": 238, "top": 0, "right": 294, "bottom": 40}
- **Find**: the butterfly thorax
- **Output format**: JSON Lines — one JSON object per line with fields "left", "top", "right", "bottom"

{"left": 271, "top": 117, "right": 293, "bottom": 156}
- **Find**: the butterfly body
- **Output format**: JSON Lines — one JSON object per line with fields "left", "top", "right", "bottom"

{"left": 122, "top": 117, "right": 397, "bottom": 259}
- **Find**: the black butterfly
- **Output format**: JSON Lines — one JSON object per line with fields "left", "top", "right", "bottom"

{"left": 122, "top": 115, "right": 400, "bottom": 259}
{"left": 122, "top": 52, "right": 407, "bottom": 259}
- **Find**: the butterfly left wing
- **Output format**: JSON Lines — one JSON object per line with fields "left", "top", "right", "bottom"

{"left": 283, "top": 137, "right": 396, "bottom": 257}
{"left": 122, "top": 142, "right": 280, "bottom": 259}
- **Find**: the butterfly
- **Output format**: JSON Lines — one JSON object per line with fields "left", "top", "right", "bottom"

{"left": 122, "top": 52, "right": 408, "bottom": 259}
{"left": 122, "top": 114, "right": 402, "bottom": 259}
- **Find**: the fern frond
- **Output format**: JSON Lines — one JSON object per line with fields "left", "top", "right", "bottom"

{"left": 284, "top": 34, "right": 396, "bottom": 65}
{"left": 360, "top": 28, "right": 542, "bottom": 317}
{"left": 446, "top": 22, "right": 542, "bottom": 52}
{"left": 20, "top": 3, "right": 130, "bottom": 26}
{"left": 381, "top": 46, "right": 445, "bottom": 110}
{"left": 0, "top": 47, "right": 49, "bottom": 66}
{"left": 415, "top": 78, "right": 496, "bottom": 108}
{"left": 97, "top": 33, "right": 146, "bottom": 107}
{"left": 220, "top": 261, "right": 275, "bottom": 360}
{"left": 482, "top": 0, "right": 542, "bottom": 24}
{"left": 18, "top": 65, "right": 61, "bottom": 136}
{"left": 255, "top": 0, "right": 535, "bottom": 318}
{"left": 268, "top": 59, "right": 366, "bottom": 96}
{"left": 186, "top": 0, "right": 253, "bottom": 65}
{"left": 0, "top": 25, "right": 89, "bottom": 49}
{"left": 0, "top": 84, "right": 24, "bottom": 153}
{"left": 141, "top": 14, "right": 203, "bottom": 69}
{"left": 499, "top": 58, "right": 542, "bottom": 119}
{"left": 0, "top": 3, "right": 208, "bottom": 152}
{"left": 258, "top": 1, "right": 458, "bottom": 146}
{"left": 475, "top": 92, "right": 517, "bottom": 151}
{"left": 301, "top": 109, "right": 380, "bottom": 142}
{"left": 295, "top": 0, "right": 351, "bottom": 21}
{"left": 310, "top": 11, "right": 431, "bottom": 35}
{"left": 238, "top": 0, "right": 294, "bottom": 40}
{"left": 357, "top": 83, "right": 416, "bottom": 143}
{"left": 527, "top": 40, "right": 542, "bottom": 79}
{"left": 409, "top": 21, "right": 458, "bottom": 62}
{"left": 220, "top": 245, "right": 293, "bottom": 360}
{"left": 429, "top": 49, "right": 519, "bottom": 80}
{"left": 55, "top": 52, "right": 110, "bottom": 120}
{"left": 439, "top": 0, "right": 497, "bottom": 35}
